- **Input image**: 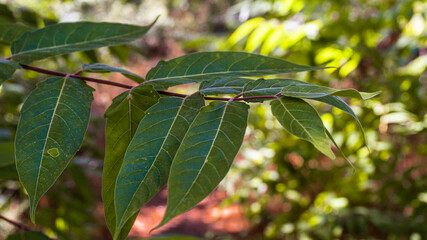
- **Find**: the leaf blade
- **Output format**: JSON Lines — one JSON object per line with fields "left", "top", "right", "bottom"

{"left": 199, "top": 78, "right": 254, "bottom": 95}
{"left": 11, "top": 19, "right": 157, "bottom": 64}
{"left": 144, "top": 51, "right": 325, "bottom": 90}
{"left": 157, "top": 101, "right": 249, "bottom": 228}
{"left": 270, "top": 96, "right": 335, "bottom": 159}
{"left": 102, "top": 85, "right": 160, "bottom": 239}
{"left": 15, "top": 77, "right": 94, "bottom": 222}
{"left": 114, "top": 93, "right": 205, "bottom": 238}
{"left": 281, "top": 83, "right": 381, "bottom": 99}
{"left": 0, "top": 22, "right": 34, "bottom": 44}
{"left": 82, "top": 63, "right": 144, "bottom": 83}
{"left": 0, "top": 59, "right": 21, "bottom": 86}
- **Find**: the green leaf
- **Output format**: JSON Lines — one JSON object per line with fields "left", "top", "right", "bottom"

{"left": 11, "top": 19, "right": 157, "bottom": 64}
{"left": 325, "top": 129, "right": 354, "bottom": 168}
{"left": 199, "top": 78, "right": 254, "bottom": 95}
{"left": 15, "top": 77, "right": 94, "bottom": 222}
{"left": 6, "top": 231, "right": 50, "bottom": 240}
{"left": 0, "top": 22, "right": 34, "bottom": 44}
{"left": 144, "top": 51, "right": 325, "bottom": 90}
{"left": 114, "top": 94, "right": 205, "bottom": 239}
{"left": 270, "top": 96, "right": 335, "bottom": 159}
{"left": 242, "top": 78, "right": 302, "bottom": 101}
{"left": 312, "top": 96, "right": 368, "bottom": 149}
{"left": 0, "top": 59, "right": 21, "bottom": 86}
{"left": 281, "top": 83, "right": 381, "bottom": 99}
{"left": 82, "top": 63, "right": 144, "bottom": 83}
{"left": 157, "top": 101, "right": 249, "bottom": 228}
{"left": 102, "top": 85, "right": 160, "bottom": 239}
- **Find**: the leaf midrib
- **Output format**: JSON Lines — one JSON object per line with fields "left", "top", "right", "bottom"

{"left": 167, "top": 101, "right": 229, "bottom": 217}
{"left": 12, "top": 27, "right": 144, "bottom": 58}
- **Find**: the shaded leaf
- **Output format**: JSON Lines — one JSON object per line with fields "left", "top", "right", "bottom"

{"left": 115, "top": 94, "right": 205, "bottom": 239}
{"left": 242, "top": 78, "right": 301, "bottom": 101}
{"left": 144, "top": 51, "right": 325, "bottom": 90}
{"left": 0, "top": 141, "right": 18, "bottom": 180}
{"left": 103, "top": 85, "right": 160, "bottom": 239}
{"left": 281, "top": 83, "right": 381, "bottom": 99}
{"left": 0, "top": 59, "right": 21, "bottom": 86}
{"left": 11, "top": 19, "right": 157, "bottom": 64}
{"left": 157, "top": 101, "right": 249, "bottom": 228}
{"left": 199, "top": 78, "right": 254, "bottom": 95}
{"left": 270, "top": 96, "right": 335, "bottom": 159}
{"left": 6, "top": 231, "right": 50, "bottom": 240}
{"left": 0, "top": 22, "right": 34, "bottom": 44}
{"left": 15, "top": 77, "right": 94, "bottom": 222}
{"left": 82, "top": 63, "right": 144, "bottom": 83}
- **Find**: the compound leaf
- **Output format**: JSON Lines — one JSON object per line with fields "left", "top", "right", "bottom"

{"left": 0, "top": 22, "right": 34, "bottom": 44}
{"left": 144, "top": 51, "right": 325, "bottom": 90}
{"left": 15, "top": 77, "right": 94, "bottom": 222}
{"left": 0, "top": 59, "right": 21, "bottom": 86}
{"left": 271, "top": 96, "right": 335, "bottom": 159}
{"left": 11, "top": 19, "right": 157, "bottom": 64}
{"left": 115, "top": 93, "right": 205, "bottom": 239}
{"left": 103, "top": 85, "right": 160, "bottom": 240}
{"left": 199, "top": 78, "right": 254, "bottom": 95}
{"left": 157, "top": 101, "right": 249, "bottom": 228}
{"left": 82, "top": 63, "right": 144, "bottom": 83}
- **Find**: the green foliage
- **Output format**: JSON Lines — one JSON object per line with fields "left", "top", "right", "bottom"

{"left": 0, "top": 59, "right": 20, "bottom": 85}
{"left": 0, "top": 17, "right": 379, "bottom": 240}
{"left": 5, "top": 231, "right": 50, "bottom": 240}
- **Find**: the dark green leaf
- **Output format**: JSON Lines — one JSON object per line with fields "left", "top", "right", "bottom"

{"left": 325, "top": 129, "right": 354, "bottom": 168}
{"left": 115, "top": 94, "right": 205, "bottom": 239}
{"left": 0, "top": 23, "right": 34, "bottom": 44}
{"left": 102, "top": 85, "right": 160, "bottom": 240}
{"left": 11, "top": 19, "right": 157, "bottom": 64}
{"left": 0, "top": 59, "right": 21, "bottom": 86}
{"left": 6, "top": 231, "right": 50, "bottom": 240}
{"left": 144, "top": 51, "right": 325, "bottom": 90}
{"left": 282, "top": 83, "right": 381, "bottom": 99}
{"left": 82, "top": 63, "right": 144, "bottom": 83}
{"left": 271, "top": 96, "right": 335, "bottom": 159}
{"left": 157, "top": 101, "right": 249, "bottom": 228}
{"left": 15, "top": 77, "right": 94, "bottom": 222}
{"left": 199, "top": 78, "right": 254, "bottom": 95}
{"left": 0, "top": 141, "right": 18, "bottom": 180}
{"left": 242, "top": 78, "right": 301, "bottom": 101}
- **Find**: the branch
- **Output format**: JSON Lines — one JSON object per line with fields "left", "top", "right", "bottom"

{"left": 17, "top": 63, "right": 278, "bottom": 102}
{"left": 0, "top": 214, "right": 32, "bottom": 231}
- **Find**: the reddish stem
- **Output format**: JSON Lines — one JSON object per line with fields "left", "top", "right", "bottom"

{"left": 0, "top": 214, "right": 32, "bottom": 231}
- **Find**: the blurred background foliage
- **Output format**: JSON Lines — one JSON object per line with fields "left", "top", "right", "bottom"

{"left": 0, "top": 0, "right": 426, "bottom": 239}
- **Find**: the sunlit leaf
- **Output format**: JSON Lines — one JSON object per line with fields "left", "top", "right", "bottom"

{"left": 11, "top": 19, "right": 157, "bottom": 64}
{"left": 0, "top": 59, "right": 21, "bottom": 86}
{"left": 15, "top": 77, "right": 94, "bottom": 222}
{"left": 144, "top": 51, "right": 325, "bottom": 90}
{"left": 0, "top": 22, "right": 34, "bottom": 44}
{"left": 271, "top": 96, "right": 335, "bottom": 159}
{"left": 199, "top": 78, "right": 253, "bottom": 95}
{"left": 157, "top": 101, "right": 249, "bottom": 228}
{"left": 82, "top": 63, "right": 144, "bottom": 83}
{"left": 115, "top": 94, "right": 205, "bottom": 238}
{"left": 102, "top": 85, "right": 160, "bottom": 239}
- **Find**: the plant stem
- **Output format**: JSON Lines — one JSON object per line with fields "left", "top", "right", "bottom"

{"left": 18, "top": 63, "right": 278, "bottom": 101}
{"left": 0, "top": 214, "right": 32, "bottom": 231}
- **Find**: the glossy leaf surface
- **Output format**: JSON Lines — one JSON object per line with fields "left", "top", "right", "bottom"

{"left": 271, "top": 96, "right": 334, "bottom": 159}
{"left": 11, "top": 20, "right": 156, "bottom": 64}
{"left": 199, "top": 78, "right": 253, "bottom": 95}
{"left": 0, "top": 22, "right": 34, "bottom": 44}
{"left": 282, "top": 83, "right": 381, "bottom": 99}
{"left": 115, "top": 94, "right": 205, "bottom": 238}
{"left": 0, "top": 59, "right": 21, "bottom": 85}
{"left": 15, "top": 77, "right": 93, "bottom": 222}
{"left": 102, "top": 85, "right": 160, "bottom": 239}
{"left": 158, "top": 101, "right": 249, "bottom": 228}
{"left": 144, "top": 51, "right": 325, "bottom": 90}
{"left": 82, "top": 63, "right": 144, "bottom": 83}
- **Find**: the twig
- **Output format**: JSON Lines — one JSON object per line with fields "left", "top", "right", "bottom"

{"left": 0, "top": 214, "right": 32, "bottom": 231}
